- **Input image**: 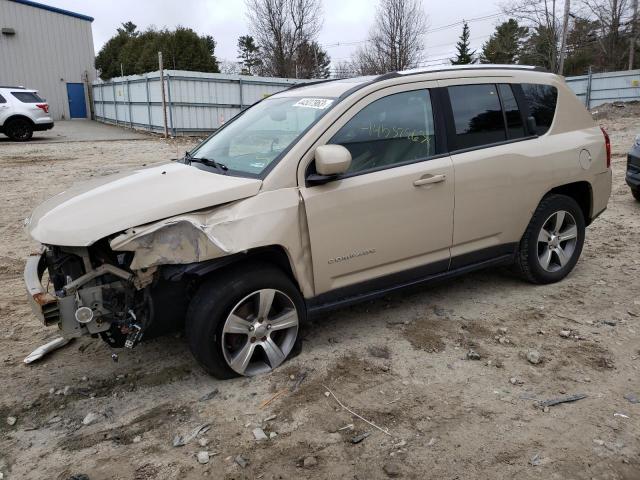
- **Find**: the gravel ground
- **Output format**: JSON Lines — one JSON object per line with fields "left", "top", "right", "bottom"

{"left": 0, "top": 111, "right": 639, "bottom": 480}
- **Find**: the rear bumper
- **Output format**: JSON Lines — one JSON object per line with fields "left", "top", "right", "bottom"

{"left": 33, "top": 122, "right": 54, "bottom": 131}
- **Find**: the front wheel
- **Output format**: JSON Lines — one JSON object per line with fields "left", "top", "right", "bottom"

{"left": 5, "top": 118, "right": 33, "bottom": 141}
{"left": 186, "top": 263, "right": 304, "bottom": 379}
{"left": 515, "top": 194, "right": 586, "bottom": 284}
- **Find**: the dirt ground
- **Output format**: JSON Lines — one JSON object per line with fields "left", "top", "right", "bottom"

{"left": 1, "top": 108, "right": 639, "bottom": 480}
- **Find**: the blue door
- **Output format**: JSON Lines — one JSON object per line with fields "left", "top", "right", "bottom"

{"left": 66, "top": 83, "right": 87, "bottom": 118}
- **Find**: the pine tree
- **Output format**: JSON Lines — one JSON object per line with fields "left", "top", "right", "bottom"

{"left": 480, "top": 19, "right": 528, "bottom": 64}
{"left": 237, "top": 35, "right": 262, "bottom": 75}
{"left": 451, "top": 21, "right": 476, "bottom": 65}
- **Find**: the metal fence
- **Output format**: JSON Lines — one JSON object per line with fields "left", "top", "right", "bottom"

{"left": 565, "top": 68, "right": 640, "bottom": 109}
{"left": 92, "top": 70, "right": 312, "bottom": 135}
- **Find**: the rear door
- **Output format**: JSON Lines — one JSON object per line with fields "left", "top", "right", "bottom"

{"left": 300, "top": 84, "right": 454, "bottom": 296}
{"left": 439, "top": 80, "right": 554, "bottom": 266}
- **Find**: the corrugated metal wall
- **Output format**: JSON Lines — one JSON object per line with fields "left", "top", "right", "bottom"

{"left": 565, "top": 69, "right": 640, "bottom": 109}
{"left": 92, "top": 70, "right": 312, "bottom": 135}
{"left": 0, "top": 0, "right": 95, "bottom": 120}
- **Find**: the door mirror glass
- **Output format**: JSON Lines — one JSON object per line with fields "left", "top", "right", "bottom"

{"left": 314, "top": 144, "right": 352, "bottom": 176}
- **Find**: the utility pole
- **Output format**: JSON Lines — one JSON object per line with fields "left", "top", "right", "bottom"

{"left": 558, "top": 0, "right": 571, "bottom": 74}
{"left": 158, "top": 51, "right": 168, "bottom": 138}
{"left": 630, "top": 0, "right": 638, "bottom": 70}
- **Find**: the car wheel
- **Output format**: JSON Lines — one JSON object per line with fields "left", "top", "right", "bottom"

{"left": 515, "top": 194, "right": 585, "bottom": 284}
{"left": 632, "top": 188, "right": 640, "bottom": 202}
{"left": 5, "top": 118, "right": 33, "bottom": 141}
{"left": 186, "top": 263, "right": 304, "bottom": 379}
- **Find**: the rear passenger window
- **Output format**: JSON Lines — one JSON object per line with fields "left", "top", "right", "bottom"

{"left": 11, "top": 91, "right": 44, "bottom": 103}
{"left": 0, "top": 94, "right": 6, "bottom": 103}
{"left": 498, "top": 84, "right": 525, "bottom": 139}
{"left": 448, "top": 84, "right": 505, "bottom": 150}
{"left": 521, "top": 83, "right": 558, "bottom": 135}
{"left": 330, "top": 90, "right": 436, "bottom": 174}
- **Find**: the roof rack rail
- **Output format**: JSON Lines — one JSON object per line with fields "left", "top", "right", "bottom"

{"left": 285, "top": 78, "right": 340, "bottom": 91}
{"left": 0, "top": 85, "right": 27, "bottom": 89}
{"left": 374, "top": 64, "right": 549, "bottom": 82}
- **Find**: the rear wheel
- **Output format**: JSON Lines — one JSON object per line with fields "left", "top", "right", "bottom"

{"left": 5, "top": 118, "right": 33, "bottom": 141}
{"left": 186, "top": 263, "right": 304, "bottom": 379}
{"left": 632, "top": 188, "right": 640, "bottom": 202}
{"left": 515, "top": 194, "right": 586, "bottom": 284}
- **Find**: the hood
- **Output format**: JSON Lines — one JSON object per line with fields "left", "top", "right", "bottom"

{"left": 27, "top": 162, "right": 262, "bottom": 246}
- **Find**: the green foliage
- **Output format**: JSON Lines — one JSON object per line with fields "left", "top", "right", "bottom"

{"left": 480, "top": 19, "right": 528, "bottom": 64}
{"left": 451, "top": 21, "right": 476, "bottom": 65}
{"left": 95, "top": 22, "right": 219, "bottom": 80}
{"left": 295, "top": 41, "right": 331, "bottom": 78}
{"left": 518, "top": 26, "right": 557, "bottom": 71}
{"left": 237, "top": 35, "right": 262, "bottom": 75}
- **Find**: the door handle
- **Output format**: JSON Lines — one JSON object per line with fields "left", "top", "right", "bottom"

{"left": 413, "top": 174, "right": 446, "bottom": 187}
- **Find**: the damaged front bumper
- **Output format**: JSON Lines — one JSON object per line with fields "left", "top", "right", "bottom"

{"left": 23, "top": 247, "right": 140, "bottom": 341}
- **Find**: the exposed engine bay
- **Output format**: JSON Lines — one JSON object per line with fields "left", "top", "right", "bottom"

{"left": 25, "top": 242, "right": 189, "bottom": 350}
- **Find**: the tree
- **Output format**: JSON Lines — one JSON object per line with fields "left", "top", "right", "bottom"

{"left": 481, "top": 19, "right": 529, "bottom": 64}
{"left": 245, "top": 0, "right": 323, "bottom": 78}
{"left": 95, "top": 21, "right": 138, "bottom": 79}
{"left": 563, "top": 17, "right": 599, "bottom": 74}
{"left": 295, "top": 40, "right": 331, "bottom": 78}
{"left": 502, "top": 0, "right": 561, "bottom": 70}
{"left": 351, "top": 0, "right": 428, "bottom": 75}
{"left": 580, "top": 0, "right": 633, "bottom": 70}
{"left": 237, "top": 35, "right": 262, "bottom": 75}
{"left": 95, "top": 25, "right": 219, "bottom": 80}
{"left": 451, "top": 21, "right": 476, "bottom": 64}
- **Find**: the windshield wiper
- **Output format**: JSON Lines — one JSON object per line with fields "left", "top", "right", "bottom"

{"left": 183, "top": 151, "right": 228, "bottom": 174}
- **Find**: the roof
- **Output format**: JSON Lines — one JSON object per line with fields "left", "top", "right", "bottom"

{"left": 275, "top": 64, "right": 552, "bottom": 99}
{"left": 8, "top": 0, "right": 94, "bottom": 22}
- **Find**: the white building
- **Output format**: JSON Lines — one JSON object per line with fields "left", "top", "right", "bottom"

{"left": 0, "top": 0, "right": 96, "bottom": 120}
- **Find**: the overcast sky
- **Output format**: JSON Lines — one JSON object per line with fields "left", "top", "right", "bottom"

{"left": 43, "top": 0, "right": 506, "bottom": 71}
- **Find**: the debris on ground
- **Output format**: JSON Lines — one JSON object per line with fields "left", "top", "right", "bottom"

{"left": 623, "top": 393, "right": 639, "bottom": 404}
{"left": 199, "top": 389, "right": 219, "bottom": 401}
{"left": 530, "top": 453, "right": 542, "bottom": 466}
{"left": 82, "top": 412, "right": 100, "bottom": 426}
{"left": 351, "top": 432, "right": 371, "bottom": 444}
{"left": 252, "top": 427, "right": 268, "bottom": 441}
{"left": 526, "top": 350, "right": 543, "bottom": 365}
{"left": 6, "top": 416, "right": 16, "bottom": 426}
{"left": 173, "top": 423, "right": 211, "bottom": 447}
{"left": 23, "top": 337, "right": 72, "bottom": 364}
{"left": 466, "top": 349, "right": 481, "bottom": 360}
{"left": 323, "top": 385, "right": 392, "bottom": 436}
{"left": 234, "top": 455, "right": 249, "bottom": 468}
{"left": 559, "top": 330, "right": 571, "bottom": 338}
{"left": 535, "top": 394, "right": 587, "bottom": 409}
{"left": 196, "top": 451, "right": 209, "bottom": 464}
{"left": 614, "top": 412, "right": 630, "bottom": 419}
{"left": 303, "top": 456, "right": 318, "bottom": 468}
{"left": 383, "top": 462, "right": 402, "bottom": 477}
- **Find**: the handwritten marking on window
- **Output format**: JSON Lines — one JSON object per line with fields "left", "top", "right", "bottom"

{"left": 361, "top": 123, "right": 431, "bottom": 145}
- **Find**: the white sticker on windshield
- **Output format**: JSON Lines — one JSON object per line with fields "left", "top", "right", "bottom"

{"left": 293, "top": 98, "right": 334, "bottom": 109}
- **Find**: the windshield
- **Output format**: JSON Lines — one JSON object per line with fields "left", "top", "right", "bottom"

{"left": 190, "top": 96, "right": 335, "bottom": 176}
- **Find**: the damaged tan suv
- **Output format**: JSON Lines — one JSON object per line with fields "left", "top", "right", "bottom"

{"left": 24, "top": 65, "right": 612, "bottom": 378}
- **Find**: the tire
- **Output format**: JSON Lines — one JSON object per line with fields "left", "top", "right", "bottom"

{"left": 632, "top": 188, "right": 640, "bottom": 202}
{"left": 515, "top": 194, "right": 586, "bottom": 284}
{"left": 186, "top": 263, "right": 305, "bottom": 379}
{"left": 5, "top": 118, "right": 33, "bottom": 141}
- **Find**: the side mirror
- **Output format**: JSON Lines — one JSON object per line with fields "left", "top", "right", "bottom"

{"left": 314, "top": 144, "right": 352, "bottom": 176}
{"left": 526, "top": 116, "right": 537, "bottom": 135}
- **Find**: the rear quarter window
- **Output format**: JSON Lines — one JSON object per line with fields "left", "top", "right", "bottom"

{"left": 521, "top": 84, "right": 558, "bottom": 135}
{"left": 11, "top": 91, "right": 44, "bottom": 103}
{"left": 0, "top": 94, "right": 6, "bottom": 103}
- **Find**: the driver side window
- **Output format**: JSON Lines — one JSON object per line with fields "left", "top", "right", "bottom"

{"left": 329, "top": 90, "right": 436, "bottom": 174}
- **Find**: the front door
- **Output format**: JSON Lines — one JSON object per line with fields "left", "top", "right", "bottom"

{"left": 301, "top": 87, "right": 454, "bottom": 296}
{"left": 66, "top": 83, "right": 87, "bottom": 118}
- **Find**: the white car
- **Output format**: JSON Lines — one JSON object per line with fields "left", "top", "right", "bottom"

{"left": 0, "top": 86, "right": 54, "bottom": 141}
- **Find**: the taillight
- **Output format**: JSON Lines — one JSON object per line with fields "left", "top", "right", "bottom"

{"left": 36, "top": 103, "right": 49, "bottom": 114}
{"left": 600, "top": 127, "right": 611, "bottom": 168}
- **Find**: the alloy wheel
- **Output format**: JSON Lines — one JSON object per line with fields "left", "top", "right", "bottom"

{"left": 537, "top": 210, "right": 578, "bottom": 272}
{"left": 221, "top": 289, "right": 299, "bottom": 376}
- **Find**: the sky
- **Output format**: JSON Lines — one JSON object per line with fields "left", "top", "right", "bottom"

{"left": 41, "top": 0, "right": 507, "bottom": 73}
